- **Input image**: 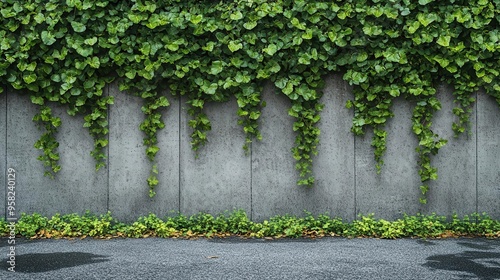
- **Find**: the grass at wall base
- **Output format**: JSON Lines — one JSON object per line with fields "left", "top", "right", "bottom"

{"left": 1, "top": 210, "right": 499, "bottom": 240}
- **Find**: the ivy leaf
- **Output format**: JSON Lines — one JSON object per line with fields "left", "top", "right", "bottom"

{"left": 128, "top": 13, "right": 145, "bottom": 24}
{"left": 41, "top": 31, "right": 56, "bottom": 45}
{"left": 383, "top": 47, "right": 408, "bottom": 64}
{"left": 363, "top": 25, "right": 383, "bottom": 36}
{"left": 125, "top": 70, "right": 136, "bottom": 79}
{"left": 407, "top": 21, "right": 420, "bottom": 34}
{"left": 275, "top": 78, "right": 288, "bottom": 89}
{"left": 71, "top": 21, "right": 87, "bottom": 33}
{"left": 328, "top": 31, "right": 337, "bottom": 42}
{"left": 156, "top": 96, "right": 169, "bottom": 107}
{"left": 75, "top": 60, "right": 87, "bottom": 70}
{"left": 433, "top": 55, "right": 450, "bottom": 68}
{"left": 291, "top": 17, "right": 306, "bottom": 30}
{"left": 243, "top": 21, "right": 257, "bottom": 30}
{"left": 203, "top": 42, "right": 215, "bottom": 52}
{"left": 66, "top": 0, "right": 82, "bottom": 8}
{"left": 418, "top": 0, "right": 433, "bottom": 5}
{"left": 417, "top": 13, "right": 438, "bottom": 27}
{"left": 167, "top": 41, "right": 180, "bottom": 51}
{"left": 353, "top": 118, "right": 365, "bottom": 126}
{"left": 210, "top": 61, "right": 223, "bottom": 75}
{"left": 190, "top": 14, "right": 203, "bottom": 25}
{"left": 191, "top": 99, "right": 204, "bottom": 108}
{"left": 263, "top": 44, "right": 278, "bottom": 56}
{"left": 249, "top": 111, "right": 261, "bottom": 120}
{"left": 267, "top": 61, "right": 281, "bottom": 73}
{"left": 356, "top": 52, "right": 368, "bottom": 62}
{"left": 84, "top": 37, "right": 98, "bottom": 46}
{"left": 23, "top": 73, "right": 37, "bottom": 84}
{"left": 436, "top": 35, "right": 450, "bottom": 47}
{"left": 74, "top": 96, "right": 85, "bottom": 106}
{"left": 88, "top": 57, "right": 100, "bottom": 68}
{"left": 70, "top": 88, "right": 81, "bottom": 96}
{"left": 30, "top": 96, "right": 44, "bottom": 105}
{"left": 230, "top": 11, "right": 243, "bottom": 20}
{"left": 228, "top": 41, "right": 243, "bottom": 52}
{"left": 1, "top": 8, "right": 16, "bottom": 18}
{"left": 202, "top": 83, "right": 218, "bottom": 95}
{"left": 76, "top": 46, "right": 93, "bottom": 57}
{"left": 302, "top": 29, "right": 313, "bottom": 40}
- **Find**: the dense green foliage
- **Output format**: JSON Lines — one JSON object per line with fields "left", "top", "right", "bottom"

{"left": 2, "top": 210, "right": 500, "bottom": 239}
{"left": 1, "top": 0, "right": 500, "bottom": 200}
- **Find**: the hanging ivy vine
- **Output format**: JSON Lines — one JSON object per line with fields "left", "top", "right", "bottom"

{"left": 1, "top": 0, "right": 500, "bottom": 202}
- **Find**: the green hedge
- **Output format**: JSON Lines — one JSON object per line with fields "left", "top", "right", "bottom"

{"left": 2, "top": 210, "right": 500, "bottom": 239}
{"left": 1, "top": 0, "right": 500, "bottom": 201}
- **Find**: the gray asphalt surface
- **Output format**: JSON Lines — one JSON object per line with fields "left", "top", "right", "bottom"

{"left": 0, "top": 237, "right": 499, "bottom": 280}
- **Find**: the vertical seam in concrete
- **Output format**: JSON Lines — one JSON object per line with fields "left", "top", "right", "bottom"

{"left": 106, "top": 84, "right": 110, "bottom": 213}
{"left": 178, "top": 95, "right": 181, "bottom": 214}
{"left": 250, "top": 138, "right": 253, "bottom": 221}
{"left": 350, "top": 80, "right": 357, "bottom": 221}
{"left": 475, "top": 91, "right": 478, "bottom": 217}
{"left": 353, "top": 126, "right": 357, "bottom": 221}
{"left": 4, "top": 88, "right": 7, "bottom": 220}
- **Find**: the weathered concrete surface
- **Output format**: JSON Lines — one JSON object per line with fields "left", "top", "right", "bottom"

{"left": 309, "top": 74, "right": 355, "bottom": 221}
{"left": 4, "top": 81, "right": 500, "bottom": 221}
{"left": 156, "top": 93, "right": 181, "bottom": 217}
{"left": 425, "top": 86, "right": 477, "bottom": 217}
{"left": 0, "top": 89, "right": 5, "bottom": 219}
{"left": 108, "top": 86, "right": 179, "bottom": 222}
{"left": 179, "top": 96, "right": 251, "bottom": 217}
{"left": 251, "top": 76, "right": 356, "bottom": 221}
{"left": 251, "top": 82, "right": 300, "bottom": 221}
{"left": 477, "top": 91, "right": 500, "bottom": 220}
{"left": 355, "top": 97, "right": 422, "bottom": 220}
{"left": 6, "top": 92, "right": 107, "bottom": 218}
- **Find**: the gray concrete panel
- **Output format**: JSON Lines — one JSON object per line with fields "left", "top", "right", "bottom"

{"left": 355, "top": 97, "right": 422, "bottom": 220}
{"left": 156, "top": 93, "right": 181, "bottom": 217}
{"left": 179, "top": 96, "right": 251, "bottom": 217}
{"left": 6, "top": 92, "right": 107, "bottom": 218}
{"left": 309, "top": 74, "right": 355, "bottom": 221}
{"left": 0, "top": 89, "right": 5, "bottom": 219}
{"left": 252, "top": 80, "right": 354, "bottom": 221}
{"left": 108, "top": 85, "right": 179, "bottom": 222}
{"left": 424, "top": 85, "right": 476, "bottom": 217}
{"left": 251, "top": 83, "right": 299, "bottom": 221}
{"left": 477, "top": 91, "right": 500, "bottom": 219}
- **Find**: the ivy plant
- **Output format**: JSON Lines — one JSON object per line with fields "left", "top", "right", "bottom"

{"left": 1, "top": 0, "right": 500, "bottom": 202}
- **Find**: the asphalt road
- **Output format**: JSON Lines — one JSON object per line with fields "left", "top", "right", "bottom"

{"left": 0, "top": 236, "right": 499, "bottom": 280}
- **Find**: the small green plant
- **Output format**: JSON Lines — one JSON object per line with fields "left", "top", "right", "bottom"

{"left": 16, "top": 213, "right": 49, "bottom": 237}
{"left": 0, "top": 219, "right": 9, "bottom": 234}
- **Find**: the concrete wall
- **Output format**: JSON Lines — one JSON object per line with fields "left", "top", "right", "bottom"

{"left": 1, "top": 88, "right": 5, "bottom": 219}
{"left": 477, "top": 91, "right": 500, "bottom": 218}
{"left": 6, "top": 90, "right": 108, "bottom": 218}
{"left": 108, "top": 85, "right": 180, "bottom": 220}
{"left": 3, "top": 75, "right": 500, "bottom": 222}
